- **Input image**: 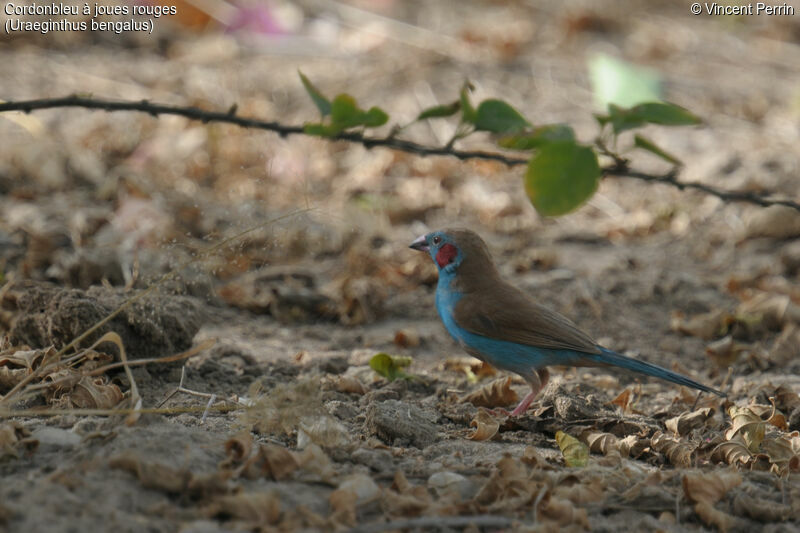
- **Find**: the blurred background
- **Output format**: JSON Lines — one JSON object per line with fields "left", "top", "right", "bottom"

{"left": 1, "top": 0, "right": 799, "bottom": 374}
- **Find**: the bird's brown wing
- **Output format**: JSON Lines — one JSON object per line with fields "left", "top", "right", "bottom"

{"left": 453, "top": 283, "right": 601, "bottom": 354}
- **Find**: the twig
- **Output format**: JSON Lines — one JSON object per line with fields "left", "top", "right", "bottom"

{"left": 347, "top": 515, "right": 516, "bottom": 533}
{"left": 1, "top": 96, "right": 798, "bottom": 212}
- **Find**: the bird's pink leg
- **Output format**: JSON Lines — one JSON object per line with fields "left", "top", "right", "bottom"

{"left": 509, "top": 368, "right": 549, "bottom": 417}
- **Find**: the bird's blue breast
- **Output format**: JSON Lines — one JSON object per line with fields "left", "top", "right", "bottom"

{"left": 435, "top": 270, "right": 586, "bottom": 378}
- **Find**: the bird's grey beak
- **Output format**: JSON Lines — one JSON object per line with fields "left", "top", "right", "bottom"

{"left": 409, "top": 234, "right": 429, "bottom": 252}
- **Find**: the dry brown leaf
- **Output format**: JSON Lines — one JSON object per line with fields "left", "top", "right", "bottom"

{"left": 733, "top": 493, "right": 793, "bottom": 522}
{"left": 651, "top": 431, "right": 694, "bottom": 468}
{"left": 555, "top": 431, "right": 589, "bottom": 467}
{"left": 334, "top": 375, "right": 366, "bottom": 395}
{"left": 762, "top": 432, "right": 800, "bottom": 475}
{"left": 207, "top": 492, "right": 281, "bottom": 525}
{"left": 295, "top": 443, "right": 336, "bottom": 483}
{"left": 460, "top": 377, "right": 518, "bottom": 409}
{"left": 539, "top": 493, "right": 590, "bottom": 528}
{"left": 329, "top": 488, "right": 357, "bottom": 527}
{"left": 0, "top": 422, "right": 38, "bottom": 458}
{"left": 109, "top": 453, "right": 189, "bottom": 493}
{"left": 705, "top": 336, "right": 749, "bottom": 367}
{"left": 391, "top": 470, "right": 412, "bottom": 493}
{"left": 682, "top": 470, "right": 742, "bottom": 505}
{"left": 242, "top": 444, "right": 298, "bottom": 481}
{"left": 748, "top": 399, "right": 788, "bottom": 430}
{"left": 521, "top": 446, "right": 547, "bottom": 468}
{"left": 610, "top": 388, "right": 633, "bottom": 414}
{"left": 552, "top": 477, "right": 606, "bottom": 505}
{"left": 665, "top": 407, "right": 715, "bottom": 436}
{"left": 468, "top": 408, "right": 500, "bottom": 441}
{"left": 774, "top": 384, "right": 800, "bottom": 413}
{"left": 580, "top": 430, "right": 620, "bottom": 456}
{"left": 726, "top": 406, "right": 766, "bottom": 452}
{"left": 69, "top": 376, "right": 124, "bottom": 409}
{"left": 711, "top": 435, "right": 754, "bottom": 467}
{"left": 671, "top": 309, "right": 731, "bottom": 340}
{"left": 768, "top": 325, "right": 800, "bottom": 365}
{"left": 618, "top": 434, "right": 648, "bottom": 458}
{"left": 393, "top": 329, "right": 420, "bottom": 348}
{"left": 298, "top": 415, "right": 350, "bottom": 448}
{"left": 223, "top": 431, "right": 253, "bottom": 465}
{"left": 694, "top": 501, "right": 737, "bottom": 532}
{"left": 474, "top": 454, "right": 531, "bottom": 507}
{"left": 43, "top": 369, "right": 83, "bottom": 397}
{"left": 381, "top": 488, "right": 431, "bottom": 517}
{"left": 737, "top": 291, "right": 800, "bottom": 330}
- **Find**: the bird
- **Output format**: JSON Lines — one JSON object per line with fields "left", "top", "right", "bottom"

{"left": 410, "top": 228, "right": 725, "bottom": 416}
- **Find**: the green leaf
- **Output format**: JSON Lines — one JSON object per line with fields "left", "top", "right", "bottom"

{"left": 303, "top": 123, "right": 341, "bottom": 136}
{"left": 634, "top": 134, "right": 682, "bottom": 165}
{"left": 627, "top": 102, "right": 701, "bottom": 126}
{"left": 460, "top": 82, "right": 477, "bottom": 124}
{"left": 362, "top": 106, "right": 389, "bottom": 127}
{"left": 555, "top": 431, "right": 589, "bottom": 468}
{"left": 474, "top": 99, "right": 531, "bottom": 134}
{"left": 328, "top": 94, "right": 389, "bottom": 130}
{"left": 588, "top": 53, "right": 662, "bottom": 109}
{"left": 498, "top": 124, "right": 575, "bottom": 150}
{"left": 525, "top": 141, "right": 600, "bottom": 216}
{"left": 416, "top": 101, "right": 461, "bottom": 121}
{"left": 298, "top": 71, "right": 331, "bottom": 117}
{"left": 330, "top": 94, "right": 363, "bottom": 129}
{"left": 608, "top": 102, "right": 701, "bottom": 134}
{"left": 369, "top": 353, "right": 413, "bottom": 382}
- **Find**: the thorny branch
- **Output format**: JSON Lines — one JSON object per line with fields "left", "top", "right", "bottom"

{"left": 1, "top": 96, "right": 798, "bottom": 213}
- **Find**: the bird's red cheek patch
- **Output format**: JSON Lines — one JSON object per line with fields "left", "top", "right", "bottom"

{"left": 436, "top": 243, "right": 458, "bottom": 268}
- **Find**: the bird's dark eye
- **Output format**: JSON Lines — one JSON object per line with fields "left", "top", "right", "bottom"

{"left": 432, "top": 235, "right": 442, "bottom": 245}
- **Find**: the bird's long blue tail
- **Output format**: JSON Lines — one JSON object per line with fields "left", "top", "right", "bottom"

{"left": 588, "top": 348, "right": 726, "bottom": 397}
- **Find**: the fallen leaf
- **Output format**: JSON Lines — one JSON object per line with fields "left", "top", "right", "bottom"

{"left": 711, "top": 435, "right": 753, "bottom": 467}
{"left": 223, "top": 431, "right": 253, "bottom": 465}
{"left": 242, "top": 444, "right": 298, "bottom": 481}
{"left": 618, "top": 434, "right": 648, "bottom": 458}
{"left": 369, "top": 352, "right": 413, "bottom": 381}
{"left": 109, "top": 453, "right": 189, "bottom": 493}
{"left": 733, "top": 493, "right": 792, "bottom": 522}
{"left": 610, "top": 388, "right": 634, "bottom": 414}
{"left": 298, "top": 415, "right": 350, "bottom": 448}
{"left": 705, "top": 336, "right": 749, "bottom": 367}
{"left": 334, "top": 375, "right": 366, "bottom": 395}
{"left": 670, "top": 309, "right": 731, "bottom": 340}
{"left": 726, "top": 406, "right": 765, "bottom": 452}
{"left": 0, "top": 422, "right": 38, "bottom": 458}
{"left": 207, "top": 492, "right": 281, "bottom": 525}
{"left": 461, "top": 376, "right": 518, "bottom": 409}
{"left": 393, "top": 329, "right": 420, "bottom": 348}
{"left": 694, "top": 501, "right": 738, "bottom": 532}
{"left": 329, "top": 489, "right": 357, "bottom": 527}
{"left": 555, "top": 431, "right": 589, "bottom": 467}
{"left": 736, "top": 292, "right": 800, "bottom": 330}
{"left": 68, "top": 376, "right": 124, "bottom": 409}
{"left": 579, "top": 430, "right": 620, "bottom": 456}
{"left": 651, "top": 431, "right": 694, "bottom": 467}
{"left": 468, "top": 408, "right": 500, "bottom": 441}
{"left": 539, "top": 493, "right": 590, "bottom": 528}
{"left": 665, "top": 407, "right": 715, "bottom": 436}
{"left": 682, "top": 470, "right": 742, "bottom": 505}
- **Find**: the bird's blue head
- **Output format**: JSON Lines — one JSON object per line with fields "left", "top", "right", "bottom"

{"left": 409, "top": 229, "right": 464, "bottom": 273}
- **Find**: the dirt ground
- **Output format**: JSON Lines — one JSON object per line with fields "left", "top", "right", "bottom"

{"left": 1, "top": 1, "right": 800, "bottom": 531}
